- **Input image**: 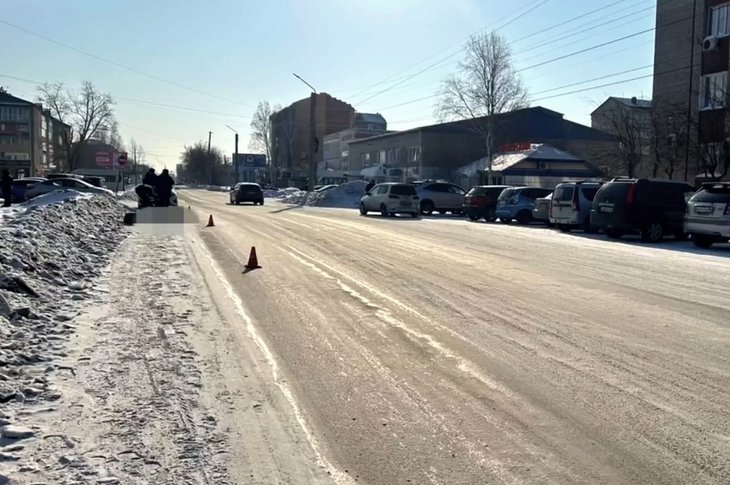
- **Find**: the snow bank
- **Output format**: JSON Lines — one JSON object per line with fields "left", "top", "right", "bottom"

{"left": 0, "top": 196, "right": 127, "bottom": 421}
{"left": 270, "top": 181, "right": 368, "bottom": 208}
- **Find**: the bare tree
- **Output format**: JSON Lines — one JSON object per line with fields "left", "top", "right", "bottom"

{"left": 648, "top": 102, "right": 691, "bottom": 179}
{"left": 37, "top": 81, "right": 115, "bottom": 171}
{"left": 436, "top": 31, "right": 528, "bottom": 183}
{"left": 249, "top": 101, "right": 279, "bottom": 163}
{"left": 593, "top": 100, "right": 650, "bottom": 178}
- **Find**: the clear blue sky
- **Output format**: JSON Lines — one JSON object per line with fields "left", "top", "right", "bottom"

{"left": 0, "top": 0, "right": 656, "bottom": 171}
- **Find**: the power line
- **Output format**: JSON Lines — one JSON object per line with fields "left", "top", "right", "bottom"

{"left": 0, "top": 17, "right": 254, "bottom": 108}
{"left": 530, "top": 65, "right": 654, "bottom": 95}
{"left": 355, "top": 0, "right": 550, "bottom": 105}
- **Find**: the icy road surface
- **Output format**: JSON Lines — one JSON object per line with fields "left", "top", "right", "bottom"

{"left": 182, "top": 189, "right": 730, "bottom": 485}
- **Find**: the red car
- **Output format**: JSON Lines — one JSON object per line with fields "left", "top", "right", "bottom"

{"left": 463, "top": 185, "right": 511, "bottom": 221}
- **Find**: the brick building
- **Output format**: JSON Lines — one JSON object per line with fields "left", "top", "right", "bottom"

{"left": 0, "top": 89, "right": 69, "bottom": 177}
{"left": 269, "top": 93, "right": 354, "bottom": 187}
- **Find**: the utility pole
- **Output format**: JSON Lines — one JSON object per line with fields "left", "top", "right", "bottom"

{"left": 226, "top": 125, "right": 239, "bottom": 183}
{"left": 293, "top": 73, "right": 318, "bottom": 190}
{"left": 207, "top": 131, "right": 213, "bottom": 185}
{"left": 684, "top": 0, "right": 698, "bottom": 182}
{"left": 132, "top": 144, "right": 137, "bottom": 185}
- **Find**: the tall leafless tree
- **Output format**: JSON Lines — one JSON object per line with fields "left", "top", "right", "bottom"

{"left": 593, "top": 101, "right": 649, "bottom": 178}
{"left": 436, "top": 31, "right": 528, "bottom": 183}
{"left": 37, "top": 81, "right": 115, "bottom": 171}
{"left": 249, "top": 101, "right": 279, "bottom": 163}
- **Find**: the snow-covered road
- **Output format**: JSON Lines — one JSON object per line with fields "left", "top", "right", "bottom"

{"left": 180, "top": 189, "right": 730, "bottom": 485}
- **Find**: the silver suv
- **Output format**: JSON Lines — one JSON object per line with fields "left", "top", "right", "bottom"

{"left": 415, "top": 181, "right": 466, "bottom": 215}
{"left": 549, "top": 181, "right": 602, "bottom": 232}
{"left": 360, "top": 183, "right": 420, "bottom": 218}
{"left": 685, "top": 182, "right": 730, "bottom": 248}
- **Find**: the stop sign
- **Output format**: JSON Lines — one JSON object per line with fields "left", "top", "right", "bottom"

{"left": 117, "top": 152, "right": 128, "bottom": 166}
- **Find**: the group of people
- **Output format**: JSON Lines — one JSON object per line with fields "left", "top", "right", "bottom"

{"left": 135, "top": 168, "right": 175, "bottom": 208}
{"left": 1, "top": 169, "right": 13, "bottom": 207}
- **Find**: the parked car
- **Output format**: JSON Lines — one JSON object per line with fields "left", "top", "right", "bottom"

{"left": 463, "top": 185, "right": 511, "bottom": 221}
{"left": 83, "top": 176, "right": 106, "bottom": 188}
{"left": 313, "top": 184, "right": 338, "bottom": 192}
{"left": 230, "top": 183, "right": 264, "bottom": 205}
{"left": 11, "top": 177, "right": 46, "bottom": 202}
{"left": 684, "top": 182, "right": 730, "bottom": 248}
{"left": 25, "top": 178, "right": 115, "bottom": 199}
{"left": 415, "top": 181, "right": 466, "bottom": 215}
{"left": 360, "top": 183, "right": 420, "bottom": 217}
{"left": 45, "top": 173, "right": 83, "bottom": 180}
{"left": 533, "top": 192, "right": 553, "bottom": 225}
{"left": 549, "top": 181, "right": 602, "bottom": 232}
{"left": 590, "top": 178, "right": 695, "bottom": 242}
{"left": 495, "top": 187, "right": 552, "bottom": 224}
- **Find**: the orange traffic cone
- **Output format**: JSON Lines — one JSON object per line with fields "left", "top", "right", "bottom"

{"left": 244, "top": 246, "right": 262, "bottom": 272}
{"left": 206, "top": 215, "right": 215, "bottom": 227}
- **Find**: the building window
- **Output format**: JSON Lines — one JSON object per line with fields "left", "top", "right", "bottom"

{"left": 701, "top": 71, "right": 728, "bottom": 110}
{"left": 709, "top": 4, "right": 730, "bottom": 37}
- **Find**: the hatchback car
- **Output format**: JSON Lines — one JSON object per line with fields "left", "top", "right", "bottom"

{"left": 25, "top": 178, "right": 115, "bottom": 199}
{"left": 495, "top": 187, "right": 553, "bottom": 224}
{"left": 463, "top": 185, "right": 511, "bottom": 221}
{"left": 590, "top": 178, "right": 695, "bottom": 242}
{"left": 549, "top": 181, "right": 602, "bottom": 232}
{"left": 360, "top": 183, "right": 420, "bottom": 217}
{"left": 684, "top": 182, "right": 730, "bottom": 248}
{"left": 230, "top": 183, "right": 264, "bottom": 205}
{"left": 415, "top": 181, "right": 466, "bottom": 215}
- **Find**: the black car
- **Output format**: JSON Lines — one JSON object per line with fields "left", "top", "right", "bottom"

{"left": 590, "top": 178, "right": 696, "bottom": 242}
{"left": 462, "top": 185, "right": 511, "bottom": 221}
{"left": 230, "top": 183, "right": 264, "bottom": 205}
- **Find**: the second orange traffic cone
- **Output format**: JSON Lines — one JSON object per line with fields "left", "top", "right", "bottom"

{"left": 206, "top": 214, "right": 215, "bottom": 227}
{"left": 244, "top": 246, "right": 262, "bottom": 272}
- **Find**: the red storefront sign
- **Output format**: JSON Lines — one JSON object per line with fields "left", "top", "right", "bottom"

{"left": 95, "top": 151, "right": 113, "bottom": 168}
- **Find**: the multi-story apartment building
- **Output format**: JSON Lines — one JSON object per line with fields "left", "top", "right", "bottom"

{"left": 320, "top": 113, "right": 388, "bottom": 181}
{"left": 0, "top": 88, "right": 69, "bottom": 177}
{"left": 269, "top": 93, "right": 354, "bottom": 187}
{"left": 653, "top": 0, "right": 730, "bottom": 181}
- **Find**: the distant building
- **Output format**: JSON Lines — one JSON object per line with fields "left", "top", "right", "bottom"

{"left": 346, "top": 107, "right": 617, "bottom": 185}
{"left": 320, "top": 112, "right": 389, "bottom": 183}
{"left": 269, "top": 93, "right": 354, "bottom": 187}
{"left": 0, "top": 88, "right": 70, "bottom": 177}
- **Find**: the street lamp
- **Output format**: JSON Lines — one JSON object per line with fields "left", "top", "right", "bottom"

{"left": 226, "top": 124, "right": 239, "bottom": 183}
{"left": 293, "top": 73, "right": 318, "bottom": 190}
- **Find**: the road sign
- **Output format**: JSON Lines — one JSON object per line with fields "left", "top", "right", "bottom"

{"left": 113, "top": 152, "right": 128, "bottom": 168}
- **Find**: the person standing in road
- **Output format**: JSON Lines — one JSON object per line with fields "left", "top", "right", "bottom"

{"left": 1, "top": 169, "right": 13, "bottom": 207}
{"left": 155, "top": 169, "right": 175, "bottom": 207}
{"left": 365, "top": 179, "right": 376, "bottom": 193}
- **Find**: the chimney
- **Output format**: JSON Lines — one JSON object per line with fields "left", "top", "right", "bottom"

{"left": 631, "top": 96, "right": 638, "bottom": 105}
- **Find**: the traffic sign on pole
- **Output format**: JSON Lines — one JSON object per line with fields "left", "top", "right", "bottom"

{"left": 116, "top": 152, "right": 128, "bottom": 167}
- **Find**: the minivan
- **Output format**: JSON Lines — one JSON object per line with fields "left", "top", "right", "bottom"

{"left": 590, "top": 178, "right": 696, "bottom": 242}
{"left": 550, "top": 181, "right": 602, "bottom": 232}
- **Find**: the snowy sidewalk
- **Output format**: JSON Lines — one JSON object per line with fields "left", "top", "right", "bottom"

{"left": 1, "top": 229, "right": 334, "bottom": 484}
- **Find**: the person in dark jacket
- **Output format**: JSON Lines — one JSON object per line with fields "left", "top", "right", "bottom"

{"left": 155, "top": 169, "right": 175, "bottom": 207}
{"left": 135, "top": 184, "right": 156, "bottom": 208}
{"left": 365, "top": 179, "right": 376, "bottom": 193}
{"left": 1, "top": 169, "right": 13, "bottom": 207}
{"left": 142, "top": 168, "right": 157, "bottom": 187}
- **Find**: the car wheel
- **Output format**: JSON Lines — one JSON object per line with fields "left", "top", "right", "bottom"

{"left": 692, "top": 235, "right": 714, "bottom": 248}
{"left": 500, "top": 218, "right": 512, "bottom": 224}
{"left": 559, "top": 225, "right": 571, "bottom": 233}
{"left": 606, "top": 229, "right": 623, "bottom": 239}
{"left": 641, "top": 222, "right": 664, "bottom": 243}
{"left": 420, "top": 200, "right": 435, "bottom": 215}
{"left": 516, "top": 210, "right": 533, "bottom": 225}
{"left": 410, "top": 212, "right": 419, "bottom": 219}
{"left": 359, "top": 203, "right": 368, "bottom": 216}
{"left": 438, "top": 210, "right": 446, "bottom": 215}
{"left": 468, "top": 214, "right": 479, "bottom": 221}
{"left": 380, "top": 204, "right": 388, "bottom": 217}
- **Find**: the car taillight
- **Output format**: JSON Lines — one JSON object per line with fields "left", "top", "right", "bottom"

{"left": 572, "top": 192, "right": 580, "bottom": 211}
{"left": 625, "top": 184, "right": 637, "bottom": 205}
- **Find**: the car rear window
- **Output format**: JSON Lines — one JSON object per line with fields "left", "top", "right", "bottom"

{"left": 467, "top": 187, "right": 487, "bottom": 196}
{"left": 691, "top": 187, "right": 730, "bottom": 203}
{"left": 390, "top": 185, "right": 417, "bottom": 196}
{"left": 239, "top": 184, "right": 261, "bottom": 190}
{"left": 581, "top": 186, "right": 600, "bottom": 201}
{"left": 553, "top": 186, "right": 574, "bottom": 202}
{"left": 595, "top": 182, "right": 631, "bottom": 203}
{"left": 498, "top": 189, "right": 515, "bottom": 200}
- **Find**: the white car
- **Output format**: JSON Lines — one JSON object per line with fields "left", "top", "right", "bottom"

{"left": 25, "top": 178, "right": 115, "bottom": 199}
{"left": 415, "top": 181, "right": 466, "bottom": 215}
{"left": 360, "top": 183, "right": 420, "bottom": 217}
{"left": 685, "top": 182, "right": 730, "bottom": 248}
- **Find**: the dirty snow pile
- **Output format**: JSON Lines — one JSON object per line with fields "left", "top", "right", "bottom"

{"left": 0, "top": 195, "right": 127, "bottom": 469}
{"left": 273, "top": 181, "right": 368, "bottom": 208}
